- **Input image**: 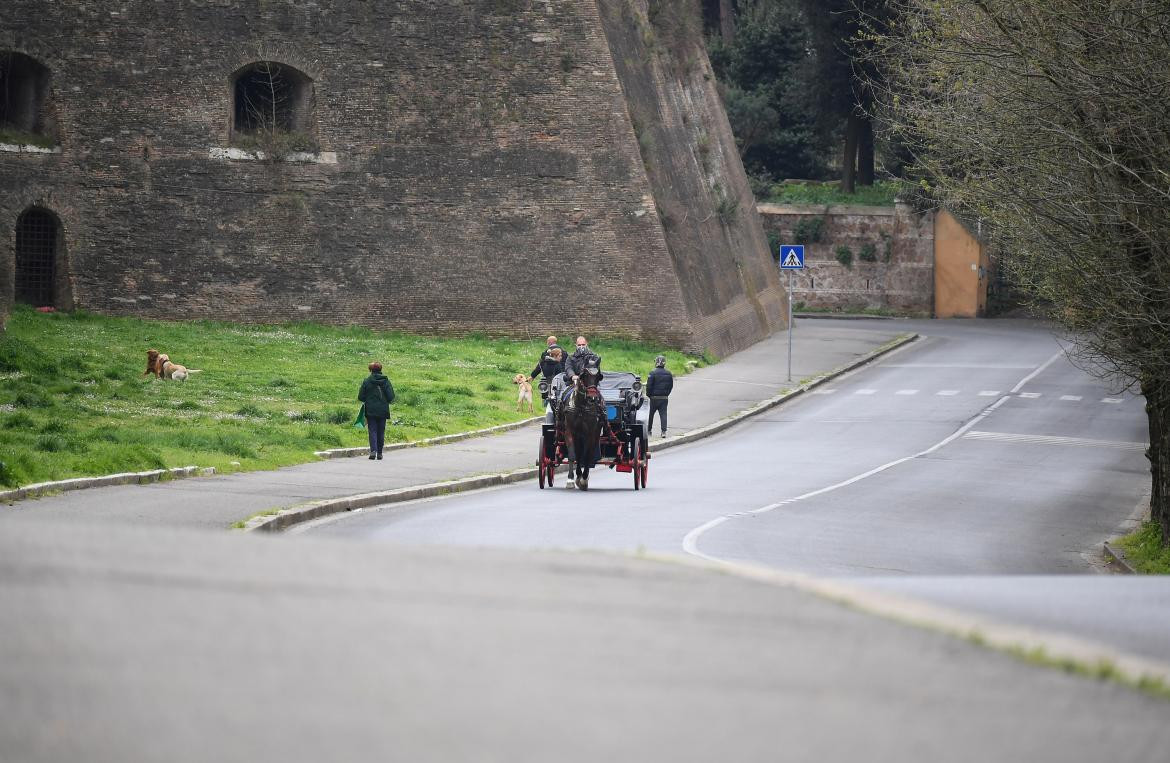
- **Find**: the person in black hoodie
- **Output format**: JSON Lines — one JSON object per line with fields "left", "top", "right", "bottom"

{"left": 646, "top": 355, "right": 673, "bottom": 437}
{"left": 358, "top": 361, "right": 396, "bottom": 460}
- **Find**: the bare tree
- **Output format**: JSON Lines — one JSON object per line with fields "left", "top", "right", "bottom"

{"left": 869, "top": 0, "right": 1170, "bottom": 543}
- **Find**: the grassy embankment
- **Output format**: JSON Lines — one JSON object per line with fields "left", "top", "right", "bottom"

{"left": 1116, "top": 521, "right": 1170, "bottom": 574}
{"left": 761, "top": 179, "right": 905, "bottom": 207}
{"left": 0, "top": 306, "right": 701, "bottom": 488}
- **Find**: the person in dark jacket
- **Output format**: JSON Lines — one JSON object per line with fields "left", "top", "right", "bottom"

{"left": 565, "top": 336, "right": 602, "bottom": 383}
{"left": 531, "top": 335, "right": 566, "bottom": 401}
{"left": 646, "top": 354, "right": 673, "bottom": 437}
{"left": 358, "top": 361, "right": 395, "bottom": 460}
{"left": 559, "top": 336, "right": 603, "bottom": 407}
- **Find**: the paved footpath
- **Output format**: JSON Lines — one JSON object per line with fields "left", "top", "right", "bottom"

{"left": 0, "top": 320, "right": 906, "bottom": 531}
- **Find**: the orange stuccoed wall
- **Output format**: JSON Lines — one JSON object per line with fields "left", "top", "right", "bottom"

{"left": 933, "top": 209, "right": 990, "bottom": 318}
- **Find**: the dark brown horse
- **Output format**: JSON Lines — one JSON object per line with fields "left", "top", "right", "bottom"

{"left": 561, "top": 365, "right": 605, "bottom": 490}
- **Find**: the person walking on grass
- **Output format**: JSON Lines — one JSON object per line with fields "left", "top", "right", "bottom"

{"left": 358, "top": 361, "right": 395, "bottom": 460}
{"left": 646, "top": 354, "right": 673, "bottom": 438}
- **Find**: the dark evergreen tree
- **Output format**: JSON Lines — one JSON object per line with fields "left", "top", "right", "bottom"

{"left": 707, "top": 0, "right": 828, "bottom": 185}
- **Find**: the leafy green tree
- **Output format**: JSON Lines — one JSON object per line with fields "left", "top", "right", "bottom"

{"left": 871, "top": 0, "right": 1170, "bottom": 544}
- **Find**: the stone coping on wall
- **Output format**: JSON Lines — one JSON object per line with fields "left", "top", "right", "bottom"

{"left": 756, "top": 203, "right": 896, "bottom": 217}
{"left": 0, "top": 142, "right": 61, "bottom": 154}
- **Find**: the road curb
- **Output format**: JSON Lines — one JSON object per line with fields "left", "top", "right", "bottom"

{"left": 0, "top": 465, "right": 215, "bottom": 504}
{"left": 644, "top": 551, "right": 1170, "bottom": 694}
{"left": 245, "top": 332, "right": 920, "bottom": 533}
{"left": 1103, "top": 542, "right": 1137, "bottom": 574}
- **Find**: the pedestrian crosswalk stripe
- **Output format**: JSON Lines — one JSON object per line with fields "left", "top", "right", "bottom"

{"left": 855, "top": 389, "right": 877, "bottom": 395}
{"left": 895, "top": 390, "right": 918, "bottom": 395}
{"left": 937, "top": 390, "right": 959, "bottom": 396}
{"left": 1060, "top": 395, "right": 1082, "bottom": 401}
{"left": 811, "top": 389, "right": 837, "bottom": 395}
{"left": 978, "top": 390, "right": 1000, "bottom": 396}
{"left": 1102, "top": 397, "right": 1123, "bottom": 404}
{"left": 1018, "top": 392, "right": 1042, "bottom": 398}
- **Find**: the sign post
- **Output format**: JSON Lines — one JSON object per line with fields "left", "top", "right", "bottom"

{"left": 779, "top": 245, "right": 805, "bottom": 382}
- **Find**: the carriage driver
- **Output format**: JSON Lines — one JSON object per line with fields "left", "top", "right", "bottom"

{"left": 566, "top": 336, "right": 603, "bottom": 386}
{"left": 554, "top": 335, "right": 603, "bottom": 408}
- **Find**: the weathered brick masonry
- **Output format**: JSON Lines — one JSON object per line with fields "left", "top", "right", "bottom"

{"left": 0, "top": 0, "right": 784, "bottom": 355}
{"left": 758, "top": 202, "right": 934, "bottom": 315}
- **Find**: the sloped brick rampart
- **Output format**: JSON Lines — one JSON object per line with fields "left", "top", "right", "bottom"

{"left": 0, "top": 0, "right": 782, "bottom": 355}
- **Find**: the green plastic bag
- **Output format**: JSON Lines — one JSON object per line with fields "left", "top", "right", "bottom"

{"left": 353, "top": 404, "right": 366, "bottom": 428}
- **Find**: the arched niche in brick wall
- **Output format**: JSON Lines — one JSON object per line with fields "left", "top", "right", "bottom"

{"left": 229, "top": 61, "right": 316, "bottom": 152}
{"left": 0, "top": 51, "right": 57, "bottom": 145}
{"left": 14, "top": 206, "right": 70, "bottom": 310}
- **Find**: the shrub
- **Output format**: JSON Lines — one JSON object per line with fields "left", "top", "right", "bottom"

{"left": 835, "top": 245, "right": 854, "bottom": 269}
{"left": 35, "top": 435, "right": 69, "bottom": 453}
{"left": 859, "top": 242, "right": 878, "bottom": 263}
{"left": 793, "top": 216, "right": 826, "bottom": 244}
{"left": 2, "top": 412, "right": 35, "bottom": 430}
{"left": 324, "top": 407, "right": 352, "bottom": 425}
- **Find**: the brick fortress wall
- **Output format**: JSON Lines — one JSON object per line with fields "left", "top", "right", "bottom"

{"left": 758, "top": 203, "right": 935, "bottom": 315}
{"left": 0, "top": 0, "right": 783, "bottom": 356}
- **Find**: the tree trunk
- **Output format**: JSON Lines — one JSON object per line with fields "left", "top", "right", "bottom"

{"left": 1143, "top": 377, "right": 1170, "bottom": 545}
{"left": 840, "top": 111, "right": 860, "bottom": 194}
{"left": 719, "top": 0, "right": 736, "bottom": 44}
{"left": 858, "top": 115, "right": 875, "bottom": 186}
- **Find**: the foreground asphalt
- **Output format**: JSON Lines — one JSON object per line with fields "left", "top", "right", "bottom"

{"left": 0, "top": 321, "right": 904, "bottom": 530}
{"left": 3, "top": 521, "right": 1168, "bottom": 763}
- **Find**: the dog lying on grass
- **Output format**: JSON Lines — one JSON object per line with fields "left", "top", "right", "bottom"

{"left": 513, "top": 374, "right": 534, "bottom": 412}
{"left": 144, "top": 349, "right": 202, "bottom": 382}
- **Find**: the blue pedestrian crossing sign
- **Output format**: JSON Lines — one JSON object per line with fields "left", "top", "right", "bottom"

{"left": 780, "top": 245, "right": 805, "bottom": 269}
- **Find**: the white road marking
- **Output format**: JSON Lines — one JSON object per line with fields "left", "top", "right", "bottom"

{"left": 895, "top": 389, "right": 919, "bottom": 396}
{"left": 978, "top": 390, "right": 1001, "bottom": 396}
{"left": 1018, "top": 392, "right": 1042, "bottom": 399}
{"left": 683, "top": 395, "right": 1012, "bottom": 559}
{"left": 936, "top": 390, "right": 959, "bottom": 396}
{"left": 883, "top": 363, "right": 1036, "bottom": 369}
{"left": 855, "top": 389, "right": 877, "bottom": 395}
{"left": 1102, "top": 397, "right": 1124, "bottom": 404}
{"left": 811, "top": 389, "right": 837, "bottom": 395}
{"left": 1060, "top": 395, "right": 1082, "bottom": 401}
{"left": 963, "top": 430, "right": 1147, "bottom": 451}
{"left": 684, "top": 347, "right": 1073, "bottom": 561}
{"left": 1010, "top": 349, "right": 1066, "bottom": 393}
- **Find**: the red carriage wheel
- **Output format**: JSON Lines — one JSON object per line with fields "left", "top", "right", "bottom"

{"left": 537, "top": 441, "right": 546, "bottom": 490}
{"left": 631, "top": 437, "right": 641, "bottom": 491}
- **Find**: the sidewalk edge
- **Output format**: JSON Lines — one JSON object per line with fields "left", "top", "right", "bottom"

{"left": 0, "top": 465, "right": 215, "bottom": 504}
{"left": 246, "top": 332, "right": 919, "bottom": 533}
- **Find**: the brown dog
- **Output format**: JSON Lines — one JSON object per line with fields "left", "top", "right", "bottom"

{"left": 513, "top": 373, "right": 534, "bottom": 412}
{"left": 144, "top": 349, "right": 164, "bottom": 378}
{"left": 144, "top": 349, "right": 201, "bottom": 382}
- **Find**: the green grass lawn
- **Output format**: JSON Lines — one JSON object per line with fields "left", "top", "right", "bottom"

{"left": 0, "top": 306, "right": 702, "bottom": 488}
{"left": 762, "top": 179, "right": 905, "bottom": 207}
{"left": 1116, "top": 521, "right": 1170, "bottom": 574}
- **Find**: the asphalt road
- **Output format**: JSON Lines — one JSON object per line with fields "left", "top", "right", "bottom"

{"left": 309, "top": 320, "right": 1167, "bottom": 662}
{"left": 4, "top": 521, "right": 1169, "bottom": 762}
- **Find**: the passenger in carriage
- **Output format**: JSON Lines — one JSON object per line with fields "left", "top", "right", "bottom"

{"left": 531, "top": 335, "right": 566, "bottom": 403}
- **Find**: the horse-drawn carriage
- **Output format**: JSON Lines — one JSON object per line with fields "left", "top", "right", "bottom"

{"left": 536, "top": 367, "right": 650, "bottom": 490}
